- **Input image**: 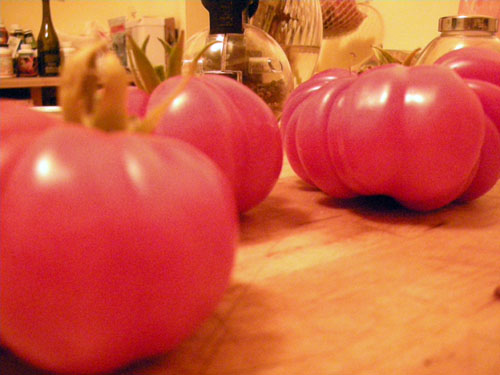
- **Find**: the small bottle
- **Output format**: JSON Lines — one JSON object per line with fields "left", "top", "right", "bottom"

{"left": 0, "top": 45, "right": 14, "bottom": 78}
{"left": 23, "top": 29, "right": 37, "bottom": 50}
{"left": 416, "top": 15, "right": 500, "bottom": 65}
{"left": 0, "top": 23, "right": 9, "bottom": 44}
{"left": 10, "top": 25, "right": 24, "bottom": 41}
{"left": 17, "top": 44, "right": 38, "bottom": 77}
{"left": 37, "top": 0, "right": 61, "bottom": 76}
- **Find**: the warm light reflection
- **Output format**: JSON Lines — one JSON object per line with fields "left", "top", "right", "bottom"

{"left": 125, "top": 153, "right": 144, "bottom": 189}
{"left": 35, "top": 153, "right": 71, "bottom": 184}
{"left": 209, "top": 34, "right": 225, "bottom": 55}
{"left": 405, "top": 93, "right": 425, "bottom": 104}
{"left": 36, "top": 157, "right": 51, "bottom": 178}
{"left": 170, "top": 93, "right": 187, "bottom": 110}
{"left": 358, "top": 85, "right": 390, "bottom": 108}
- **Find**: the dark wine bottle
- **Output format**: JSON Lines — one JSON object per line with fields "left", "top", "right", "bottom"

{"left": 37, "top": 0, "right": 60, "bottom": 76}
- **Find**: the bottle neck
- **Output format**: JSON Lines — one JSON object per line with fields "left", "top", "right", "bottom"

{"left": 203, "top": 0, "right": 247, "bottom": 34}
{"left": 42, "top": 0, "right": 52, "bottom": 22}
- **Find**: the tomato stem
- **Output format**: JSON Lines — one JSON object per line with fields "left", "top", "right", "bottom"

{"left": 60, "top": 42, "right": 129, "bottom": 132}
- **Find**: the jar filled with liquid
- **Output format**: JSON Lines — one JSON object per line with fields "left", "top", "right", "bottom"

{"left": 416, "top": 15, "right": 500, "bottom": 65}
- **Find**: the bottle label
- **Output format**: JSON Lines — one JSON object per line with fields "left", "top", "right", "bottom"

{"left": 0, "top": 50, "right": 14, "bottom": 77}
{"left": 18, "top": 54, "right": 38, "bottom": 77}
{"left": 41, "top": 53, "right": 59, "bottom": 75}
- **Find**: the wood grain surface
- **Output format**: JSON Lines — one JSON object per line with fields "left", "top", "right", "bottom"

{"left": 2, "top": 160, "right": 500, "bottom": 375}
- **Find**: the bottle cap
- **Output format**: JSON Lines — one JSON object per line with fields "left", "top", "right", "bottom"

{"left": 202, "top": 0, "right": 250, "bottom": 34}
{"left": 439, "top": 16, "right": 499, "bottom": 33}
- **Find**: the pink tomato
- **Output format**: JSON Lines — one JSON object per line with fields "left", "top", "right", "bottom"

{"left": 0, "top": 100, "right": 238, "bottom": 374}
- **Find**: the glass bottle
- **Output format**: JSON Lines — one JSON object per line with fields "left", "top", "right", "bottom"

{"left": 37, "top": 0, "right": 61, "bottom": 76}
{"left": 416, "top": 15, "right": 500, "bottom": 65}
{"left": 184, "top": 0, "right": 293, "bottom": 118}
{"left": 0, "top": 23, "right": 8, "bottom": 45}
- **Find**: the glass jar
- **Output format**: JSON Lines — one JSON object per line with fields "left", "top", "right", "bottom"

{"left": 184, "top": 24, "right": 293, "bottom": 118}
{"left": 416, "top": 15, "right": 500, "bottom": 65}
{"left": 17, "top": 43, "right": 38, "bottom": 77}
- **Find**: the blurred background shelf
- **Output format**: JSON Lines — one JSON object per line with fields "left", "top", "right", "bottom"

{"left": 0, "top": 76, "right": 60, "bottom": 106}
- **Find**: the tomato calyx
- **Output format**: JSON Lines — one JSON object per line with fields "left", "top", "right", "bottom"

{"left": 59, "top": 38, "right": 219, "bottom": 134}
{"left": 60, "top": 41, "right": 130, "bottom": 132}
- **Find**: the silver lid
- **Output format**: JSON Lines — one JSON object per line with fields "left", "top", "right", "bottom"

{"left": 439, "top": 15, "right": 498, "bottom": 33}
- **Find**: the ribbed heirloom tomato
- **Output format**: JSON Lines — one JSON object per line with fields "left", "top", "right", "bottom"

{"left": 125, "top": 33, "right": 283, "bottom": 213}
{"left": 148, "top": 74, "right": 283, "bottom": 213}
{"left": 0, "top": 46, "right": 239, "bottom": 374}
{"left": 282, "top": 59, "right": 500, "bottom": 211}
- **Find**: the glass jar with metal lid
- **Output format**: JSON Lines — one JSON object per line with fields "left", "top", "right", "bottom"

{"left": 416, "top": 15, "right": 500, "bottom": 65}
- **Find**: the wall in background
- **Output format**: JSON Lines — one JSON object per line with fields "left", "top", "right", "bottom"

{"left": 0, "top": 0, "right": 460, "bottom": 51}
{"left": 0, "top": 0, "right": 188, "bottom": 40}
{"left": 372, "top": 0, "right": 460, "bottom": 51}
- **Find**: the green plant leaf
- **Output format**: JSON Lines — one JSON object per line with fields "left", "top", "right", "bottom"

{"left": 403, "top": 48, "right": 421, "bottom": 66}
{"left": 165, "top": 30, "right": 185, "bottom": 78}
{"left": 158, "top": 38, "right": 173, "bottom": 56}
{"left": 126, "top": 34, "right": 161, "bottom": 93}
{"left": 373, "top": 46, "right": 402, "bottom": 65}
{"left": 154, "top": 65, "right": 166, "bottom": 82}
{"left": 141, "top": 35, "right": 150, "bottom": 53}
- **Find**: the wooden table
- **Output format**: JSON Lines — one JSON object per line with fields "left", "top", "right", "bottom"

{"left": 1, "top": 159, "right": 499, "bottom": 375}
{"left": 0, "top": 77, "right": 60, "bottom": 106}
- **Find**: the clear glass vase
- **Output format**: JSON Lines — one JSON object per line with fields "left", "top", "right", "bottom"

{"left": 249, "top": 0, "right": 323, "bottom": 87}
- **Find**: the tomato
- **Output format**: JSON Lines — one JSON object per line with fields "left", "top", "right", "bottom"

{"left": 280, "top": 68, "right": 355, "bottom": 186}
{"left": 147, "top": 74, "right": 283, "bottom": 213}
{"left": 434, "top": 47, "right": 500, "bottom": 87}
{"left": 458, "top": 79, "right": 500, "bottom": 200}
{"left": 281, "top": 64, "right": 500, "bottom": 211}
{"left": 126, "top": 85, "right": 150, "bottom": 118}
{"left": 0, "top": 101, "right": 238, "bottom": 374}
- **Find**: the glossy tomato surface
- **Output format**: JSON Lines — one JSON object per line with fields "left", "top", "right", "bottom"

{"left": 0, "top": 101, "right": 238, "bottom": 374}
{"left": 282, "top": 64, "right": 500, "bottom": 211}
{"left": 147, "top": 74, "right": 283, "bottom": 213}
{"left": 435, "top": 47, "right": 500, "bottom": 87}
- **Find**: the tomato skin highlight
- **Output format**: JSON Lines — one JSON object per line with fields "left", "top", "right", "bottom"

{"left": 282, "top": 60, "right": 500, "bottom": 211}
{"left": 0, "top": 101, "right": 238, "bottom": 374}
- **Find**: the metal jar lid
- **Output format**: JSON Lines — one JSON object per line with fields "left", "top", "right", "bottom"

{"left": 439, "top": 15, "right": 499, "bottom": 33}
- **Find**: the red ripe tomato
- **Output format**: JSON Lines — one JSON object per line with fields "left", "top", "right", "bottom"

{"left": 0, "top": 101, "right": 238, "bottom": 374}
{"left": 147, "top": 74, "right": 283, "bottom": 213}
{"left": 126, "top": 85, "right": 150, "bottom": 118}
{"left": 434, "top": 47, "right": 500, "bottom": 87}
{"left": 282, "top": 64, "right": 500, "bottom": 211}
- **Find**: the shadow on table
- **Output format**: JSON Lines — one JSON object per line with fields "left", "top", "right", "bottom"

{"left": 317, "top": 192, "right": 499, "bottom": 230}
